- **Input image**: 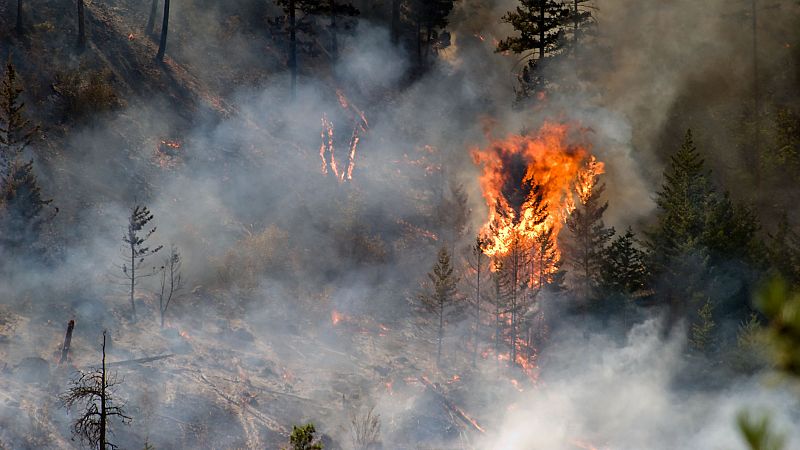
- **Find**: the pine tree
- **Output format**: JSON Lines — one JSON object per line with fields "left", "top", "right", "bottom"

{"left": 118, "top": 205, "right": 162, "bottom": 322}
{"left": 0, "top": 59, "right": 38, "bottom": 174}
{"left": 648, "top": 129, "right": 714, "bottom": 269}
{"left": 496, "top": 0, "right": 570, "bottom": 99}
{"left": 420, "top": 246, "right": 460, "bottom": 367}
{"left": 288, "top": 423, "right": 324, "bottom": 450}
{"left": 562, "top": 182, "right": 614, "bottom": 305}
{"left": 0, "top": 160, "right": 54, "bottom": 255}
{"left": 403, "top": 0, "right": 457, "bottom": 69}
{"left": 767, "top": 215, "right": 800, "bottom": 285}
{"left": 0, "top": 60, "right": 53, "bottom": 259}
{"left": 690, "top": 298, "right": 716, "bottom": 352}
{"left": 601, "top": 227, "right": 647, "bottom": 295}
{"left": 647, "top": 130, "right": 716, "bottom": 326}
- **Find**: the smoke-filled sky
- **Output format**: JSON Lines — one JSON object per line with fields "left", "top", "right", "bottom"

{"left": 1, "top": 0, "right": 799, "bottom": 448}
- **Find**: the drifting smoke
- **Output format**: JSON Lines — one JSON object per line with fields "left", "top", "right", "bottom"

{"left": 0, "top": 0, "right": 798, "bottom": 448}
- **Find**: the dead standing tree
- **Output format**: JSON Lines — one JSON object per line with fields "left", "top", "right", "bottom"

{"left": 61, "top": 331, "right": 131, "bottom": 450}
{"left": 157, "top": 245, "right": 184, "bottom": 328}
{"left": 115, "top": 205, "right": 162, "bottom": 322}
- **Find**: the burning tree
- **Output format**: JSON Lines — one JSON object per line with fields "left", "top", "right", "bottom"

{"left": 419, "top": 246, "right": 460, "bottom": 367}
{"left": 472, "top": 122, "right": 605, "bottom": 374}
{"left": 60, "top": 331, "right": 131, "bottom": 450}
{"left": 117, "top": 205, "right": 162, "bottom": 322}
{"left": 562, "top": 174, "right": 613, "bottom": 307}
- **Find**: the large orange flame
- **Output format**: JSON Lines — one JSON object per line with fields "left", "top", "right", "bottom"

{"left": 472, "top": 122, "right": 604, "bottom": 259}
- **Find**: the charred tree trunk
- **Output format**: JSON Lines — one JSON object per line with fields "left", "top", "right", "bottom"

{"left": 156, "top": 0, "right": 170, "bottom": 62}
{"left": 76, "top": 0, "right": 87, "bottom": 48}
{"left": 129, "top": 241, "right": 136, "bottom": 322}
{"left": 16, "top": 0, "right": 23, "bottom": 35}
{"left": 416, "top": 19, "right": 422, "bottom": 70}
{"left": 330, "top": 0, "right": 339, "bottom": 62}
{"left": 437, "top": 300, "right": 444, "bottom": 367}
{"left": 473, "top": 251, "right": 481, "bottom": 368}
{"left": 390, "top": 0, "right": 400, "bottom": 45}
{"left": 509, "top": 238, "right": 520, "bottom": 367}
{"left": 751, "top": 0, "right": 761, "bottom": 187}
{"left": 146, "top": 0, "right": 158, "bottom": 35}
{"left": 289, "top": 0, "right": 297, "bottom": 99}
{"left": 100, "top": 332, "right": 107, "bottom": 450}
{"left": 59, "top": 320, "right": 76, "bottom": 365}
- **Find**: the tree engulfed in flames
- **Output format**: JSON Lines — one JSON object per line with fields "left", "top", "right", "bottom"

{"left": 472, "top": 122, "right": 604, "bottom": 382}
{"left": 472, "top": 122, "right": 604, "bottom": 261}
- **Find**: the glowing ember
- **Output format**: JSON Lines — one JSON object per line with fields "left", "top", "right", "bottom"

{"left": 385, "top": 379, "right": 393, "bottom": 396}
{"left": 331, "top": 309, "right": 344, "bottom": 326}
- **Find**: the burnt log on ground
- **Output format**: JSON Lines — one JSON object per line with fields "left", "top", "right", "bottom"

{"left": 59, "top": 319, "right": 75, "bottom": 365}
{"left": 418, "top": 376, "right": 485, "bottom": 434}
{"left": 80, "top": 354, "right": 174, "bottom": 370}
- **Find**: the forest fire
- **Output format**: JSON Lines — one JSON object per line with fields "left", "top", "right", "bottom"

{"left": 472, "top": 121, "right": 603, "bottom": 266}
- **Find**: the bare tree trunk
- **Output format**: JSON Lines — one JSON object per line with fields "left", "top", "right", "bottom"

{"left": 289, "top": 0, "right": 297, "bottom": 99}
{"left": 59, "top": 320, "right": 75, "bottom": 365}
{"left": 437, "top": 300, "right": 444, "bottom": 367}
{"left": 416, "top": 20, "right": 422, "bottom": 69}
{"left": 473, "top": 268, "right": 480, "bottom": 368}
{"left": 330, "top": 0, "right": 338, "bottom": 62}
{"left": 16, "top": 0, "right": 23, "bottom": 35}
{"left": 751, "top": 0, "right": 761, "bottom": 186}
{"left": 390, "top": 0, "right": 400, "bottom": 45}
{"left": 100, "top": 332, "right": 107, "bottom": 450}
{"left": 156, "top": 0, "right": 170, "bottom": 62}
{"left": 146, "top": 0, "right": 158, "bottom": 35}
{"left": 76, "top": 0, "right": 86, "bottom": 49}
{"left": 129, "top": 242, "right": 136, "bottom": 322}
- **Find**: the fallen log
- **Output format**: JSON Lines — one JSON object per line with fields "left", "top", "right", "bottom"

{"left": 59, "top": 320, "right": 75, "bottom": 365}
{"left": 106, "top": 354, "right": 175, "bottom": 367}
{"left": 418, "top": 376, "right": 485, "bottom": 434}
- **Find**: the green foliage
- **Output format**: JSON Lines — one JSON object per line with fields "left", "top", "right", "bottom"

{"left": 288, "top": 423, "right": 323, "bottom": 450}
{"left": 562, "top": 181, "right": 614, "bottom": 302}
{"left": 420, "top": 246, "right": 460, "bottom": 365}
{"left": 766, "top": 216, "right": 800, "bottom": 285}
{"left": 647, "top": 129, "right": 761, "bottom": 329}
{"left": 731, "top": 313, "right": 769, "bottom": 373}
{"left": 496, "top": 0, "right": 596, "bottom": 99}
{"left": 601, "top": 227, "right": 648, "bottom": 295}
{"left": 689, "top": 298, "right": 715, "bottom": 352}
{"left": 737, "top": 411, "right": 786, "bottom": 450}
{"left": 756, "top": 277, "right": 800, "bottom": 377}
{"left": 0, "top": 159, "right": 54, "bottom": 255}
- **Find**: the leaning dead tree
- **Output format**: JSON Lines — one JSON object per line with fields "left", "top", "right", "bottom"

{"left": 116, "top": 205, "right": 162, "bottom": 322}
{"left": 59, "top": 319, "right": 76, "bottom": 365}
{"left": 350, "top": 406, "right": 381, "bottom": 450}
{"left": 61, "top": 331, "right": 131, "bottom": 450}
